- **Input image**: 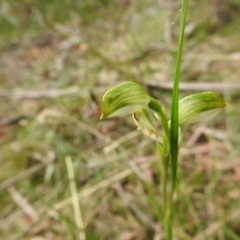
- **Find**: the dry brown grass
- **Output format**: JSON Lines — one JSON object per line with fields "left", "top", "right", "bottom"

{"left": 0, "top": 0, "right": 240, "bottom": 239}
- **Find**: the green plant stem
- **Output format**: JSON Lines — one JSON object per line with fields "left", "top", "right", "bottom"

{"left": 168, "top": 0, "right": 188, "bottom": 239}
{"left": 163, "top": 156, "right": 169, "bottom": 217}
{"left": 162, "top": 160, "right": 168, "bottom": 214}
{"left": 162, "top": 160, "right": 169, "bottom": 238}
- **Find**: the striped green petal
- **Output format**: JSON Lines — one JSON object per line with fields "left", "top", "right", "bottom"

{"left": 179, "top": 92, "right": 227, "bottom": 125}
{"left": 100, "top": 82, "right": 150, "bottom": 119}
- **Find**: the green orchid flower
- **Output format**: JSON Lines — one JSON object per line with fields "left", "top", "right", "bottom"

{"left": 100, "top": 82, "right": 163, "bottom": 142}
{"left": 100, "top": 82, "right": 150, "bottom": 119}
{"left": 100, "top": 82, "right": 227, "bottom": 144}
{"left": 179, "top": 92, "right": 227, "bottom": 125}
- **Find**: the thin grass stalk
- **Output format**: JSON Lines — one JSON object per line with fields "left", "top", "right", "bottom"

{"left": 65, "top": 156, "right": 85, "bottom": 240}
{"left": 168, "top": 0, "right": 188, "bottom": 239}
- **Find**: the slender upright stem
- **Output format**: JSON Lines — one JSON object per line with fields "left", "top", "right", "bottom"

{"left": 168, "top": 0, "right": 188, "bottom": 239}
{"left": 162, "top": 160, "right": 168, "bottom": 214}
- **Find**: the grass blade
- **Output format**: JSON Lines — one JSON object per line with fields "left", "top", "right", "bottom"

{"left": 168, "top": 0, "right": 188, "bottom": 239}
{"left": 170, "top": 0, "right": 188, "bottom": 193}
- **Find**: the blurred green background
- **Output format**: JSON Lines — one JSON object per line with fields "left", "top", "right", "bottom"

{"left": 0, "top": 0, "right": 240, "bottom": 239}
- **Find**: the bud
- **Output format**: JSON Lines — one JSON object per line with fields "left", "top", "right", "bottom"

{"left": 179, "top": 92, "right": 227, "bottom": 125}
{"left": 100, "top": 82, "right": 150, "bottom": 119}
